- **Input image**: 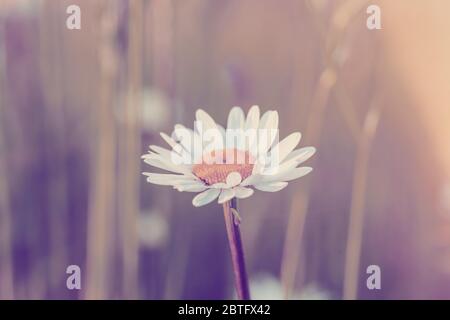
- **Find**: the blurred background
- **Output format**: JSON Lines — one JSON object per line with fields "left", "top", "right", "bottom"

{"left": 1, "top": 0, "right": 450, "bottom": 300}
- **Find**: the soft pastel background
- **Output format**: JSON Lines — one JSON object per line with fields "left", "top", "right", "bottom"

{"left": 1, "top": 0, "right": 450, "bottom": 300}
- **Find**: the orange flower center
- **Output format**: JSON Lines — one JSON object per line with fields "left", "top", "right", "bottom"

{"left": 192, "top": 149, "right": 254, "bottom": 185}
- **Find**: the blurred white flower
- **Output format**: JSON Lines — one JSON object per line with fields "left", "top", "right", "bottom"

{"left": 138, "top": 210, "right": 169, "bottom": 249}
{"left": 249, "top": 273, "right": 288, "bottom": 300}
{"left": 141, "top": 88, "right": 170, "bottom": 131}
{"left": 297, "top": 283, "right": 332, "bottom": 300}
{"left": 332, "top": 45, "right": 350, "bottom": 67}
{"left": 142, "top": 106, "right": 315, "bottom": 207}
{"left": 0, "top": 0, "right": 37, "bottom": 16}
{"left": 247, "top": 273, "right": 331, "bottom": 300}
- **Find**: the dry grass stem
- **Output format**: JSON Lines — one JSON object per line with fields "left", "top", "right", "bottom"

{"left": 343, "top": 105, "right": 381, "bottom": 300}
{"left": 280, "top": 0, "right": 368, "bottom": 298}
{"left": 39, "top": 0, "right": 69, "bottom": 295}
{"left": 0, "top": 23, "right": 14, "bottom": 300}
{"left": 120, "top": 0, "right": 143, "bottom": 299}
{"left": 85, "top": 1, "right": 118, "bottom": 299}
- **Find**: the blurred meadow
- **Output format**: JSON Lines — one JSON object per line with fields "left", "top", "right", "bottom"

{"left": 1, "top": 0, "right": 450, "bottom": 299}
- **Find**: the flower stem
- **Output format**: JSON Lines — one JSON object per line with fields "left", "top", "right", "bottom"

{"left": 222, "top": 199, "right": 250, "bottom": 300}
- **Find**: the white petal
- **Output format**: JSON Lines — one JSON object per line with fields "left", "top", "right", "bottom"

{"left": 259, "top": 110, "right": 271, "bottom": 127}
{"left": 234, "top": 187, "right": 254, "bottom": 199}
{"left": 147, "top": 146, "right": 187, "bottom": 169}
{"left": 211, "top": 182, "right": 228, "bottom": 189}
{"left": 160, "top": 132, "right": 178, "bottom": 150}
{"left": 241, "top": 174, "right": 263, "bottom": 187}
{"left": 175, "top": 183, "right": 208, "bottom": 192}
{"left": 282, "top": 167, "right": 312, "bottom": 181}
{"left": 192, "top": 188, "right": 221, "bottom": 207}
{"left": 269, "top": 132, "right": 302, "bottom": 164}
{"left": 226, "top": 172, "right": 242, "bottom": 187}
{"left": 244, "top": 105, "right": 260, "bottom": 153}
{"left": 245, "top": 105, "right": 260, "bottom": 131}
{"left": 254, "top": 182, "right": 288, "bottom": 192}
{"left": 174, "top": 125, "right": 200, "bottom": 151}
{"left": 265, "top": 167, "right": 313, "bottom": 183}
{"left": 262, "top": 158, "right": 297, "bottom": 176}
{"left": 176, "top": 178, "right": 202, "bottom": 184}
{"left": 143, "top": 172, "right": 196, "bottom": 186}
{"left": 149, "top": 145, "right": 174, "bottom": 159}
{"left": 218, "top": 189, "right": 236, "bottom": 204}
{"left": 202, "top": 127, "right": 225, "bottom": 155}
{"left": 174, "top": 179, "right": 205, "bottom": 187}
{"left": 264, "top": 147, "right": 315, "bottom": 175}
{"left": 258, "top": 110, "right": 279, "bottom": 154}
{"left": 196, "top": 109, "right": 217, "bottom": 133}
{"left": 143, "top": 156, "right": 192, "bottom": 176}
{"left": 196, "top": 110, "right": 222, "bottom": 151}
{"left": 251, "top": 160, "right": 264, "bottom": 175}
{"left": 283, "top": 147, "right": 316, "bottom": 165}
{"left": 174, "top": 125, "right": 202, "bottom": 162}
{"left": 227, "top": 106, "right": 245, "bottom": 130}
{"left": 217, "top": 124, "right": 226, "bottom": 145}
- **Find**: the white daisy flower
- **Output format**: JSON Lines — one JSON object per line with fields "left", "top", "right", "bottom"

{"left": 142, "top": 105, "right": 315, "bottom": 207}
